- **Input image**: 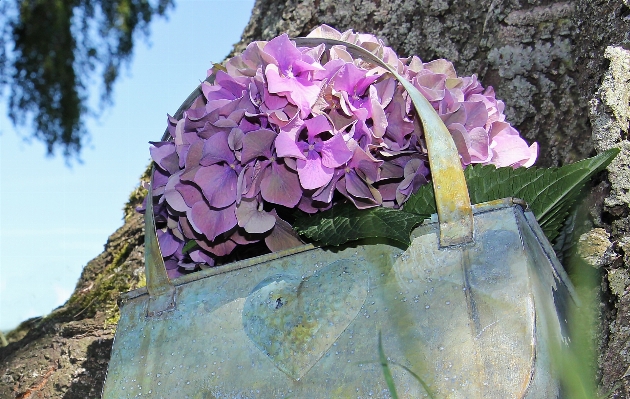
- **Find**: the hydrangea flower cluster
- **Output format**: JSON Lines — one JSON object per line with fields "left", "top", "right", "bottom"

{"left": 147, "top": 25, "right": 538, "bottom": 278}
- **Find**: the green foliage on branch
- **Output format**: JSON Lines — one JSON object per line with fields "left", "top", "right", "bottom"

{"left": 0, "top": 0, "right": 173, "bottom": 159}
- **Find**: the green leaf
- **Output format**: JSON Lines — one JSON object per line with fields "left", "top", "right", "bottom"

{"left": 400, "top": 186, "right": 437, "bottom": 221}
{"left": 293, "top": 204, "right": 424, "bottom": 247}
{"left": 404, "top": 148, "right": 619, "bottom": 242}
{"left": 182, "top": 240, "right": 199, "bottom": 254}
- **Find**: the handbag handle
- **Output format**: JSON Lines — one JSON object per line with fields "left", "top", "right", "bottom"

{"left": 144, "top": 36, "right": 475, "bottom": 308}
{"left": 293, "top": 37, "right": 474, "bottom": 246}
{"left": 144, "top": 179, "right": 176, "bottom": 315}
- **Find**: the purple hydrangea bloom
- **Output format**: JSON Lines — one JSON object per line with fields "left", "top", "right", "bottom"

{"left": 146, "top": 25, "right": 538, "bottom": 277}
{"left": 263, "top": 34, "right": 324, "bottom": 118}
{"left": 275, "top": 115, "right": 353, "bottom": 190}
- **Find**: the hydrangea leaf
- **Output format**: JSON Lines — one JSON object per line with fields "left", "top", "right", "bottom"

{"left": 293, "top": 204, "right": 424, "bottom": 246}
{"left": 182, "top": 240, "right": 199, "bottom": 254}
{"left": 404, "top": 148, "right": 619, "bottom": 242}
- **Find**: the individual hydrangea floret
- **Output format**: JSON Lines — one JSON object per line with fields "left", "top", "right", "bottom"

{"left": 144, "top": 25, "right": 538, "bottom": 278}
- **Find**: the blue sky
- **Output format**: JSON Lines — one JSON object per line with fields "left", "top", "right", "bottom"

{"left": 0, "top": 0, "right": 256, "bottom": 331}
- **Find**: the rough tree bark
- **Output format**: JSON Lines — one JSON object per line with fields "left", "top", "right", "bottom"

{"left": 1, "top": 0, "right": 629, "bottom": 397}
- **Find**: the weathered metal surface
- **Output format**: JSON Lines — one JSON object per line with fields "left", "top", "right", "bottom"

{"left": 102, "top": 201, "right": 572, "bottom": 398}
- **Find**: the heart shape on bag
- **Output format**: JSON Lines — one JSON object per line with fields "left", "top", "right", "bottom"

{"left": 242, "top": 258, "right": 368, "bottom": 380}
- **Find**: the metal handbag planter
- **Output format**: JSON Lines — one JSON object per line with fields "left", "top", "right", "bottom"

{"left": 102, "top": 36, "right": 575, "bottom": 398}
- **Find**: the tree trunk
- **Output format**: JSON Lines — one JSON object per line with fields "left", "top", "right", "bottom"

{"left": 1, "top": 0, "right": 629, "bottom": 397}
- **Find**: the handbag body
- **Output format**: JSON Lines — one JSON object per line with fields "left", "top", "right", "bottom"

{"left": 102, "top": 198, "right": 573, "bottom": 398}
{"left": 103, "top": 35, "right": 575, "bottom": 398}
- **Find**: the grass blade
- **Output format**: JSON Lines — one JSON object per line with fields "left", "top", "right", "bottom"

{"left": 378, "top": 331, "right": 399, "bottom": 399}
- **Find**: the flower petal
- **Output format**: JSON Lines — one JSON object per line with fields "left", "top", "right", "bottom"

{"left": 468, "top": 127, "right": 491, "bottom": 163}
{"left": 189, "top": 201, "right": 237, "bottom": 241}
{"left": 260, "top": 161, "right": 302, "bottom": 207}
{"left": 214, "top": 70, "right": 247, "bottom": 97}
{"left": 275, "top": 130, "right": 307, "bottom": 160}
{"left": 166, "top": 267, "right": 185, "bottom": 280}
{"left": 332, "top": 63, "right": 368, "bottom": 93}
{"left": 179, "top": 216, "right": 200, "bottom": 240}
{"left": 264, "top": 210, "right": 304, "bottom": 252}
{"left": 265, "top": 64, "right": 320, "bottom": 118}
{"left": 163, "top": 171, "right": 188, "bottom": 212}
{"left": 303, "top": 114, "right": 331, "bottom": 140}
{"left": 263, "top": 33, "right": 302, "bottom": 74}
{"left": 345, "top": 171, "right": 377, "bottom": 200}
{"left": 297, "top": 151, "right": 334, "bottom": 190}
{"left": 150, "top": 142, "right": 179, "bottom": 174}
{"left": 337, "top": 175, "right": 382, "bottom": 209}
{"left": 236, "top": 198, "right": 276, "bottom": 234}
{"left": 349, "top": 146, "right": 382, "bottom": 183}
{"left": 449, "top": 123, "right": 472, "bottom": 166}
{"left": 463, "top": 101, "right": 489, "bottom": 130}
{"left": 490, "top": 132, "right": 537, "bottom": 167}
{"left": 185, "top": 139, "right": 204, "bottom": 168}
{"left": 200, "top": 131, "right": 236, "bottom": 166}
{"left": 228, "top": 128, "right": 244, "bottom": 152}
{"left": 194, "top": 165, "right": 238, "bottom": 208}
{"left": 197, "top": 234, "right": 238, "bottom": 257}
{"left": 424, "top": 59, "right": 457, "bottom": 78}
{"left": 263, "top": 84, "right": 290, "bottom": 110}
{"left": 176, "top": 182, "right": 203, "bottom": 208}
{"left": 312, "top": 169, "right": 343, "bottom": 203}
{"left": 520, "top": 143, "right": 538, "bottom": 168}
{"left": 414, "top": 72, "right": 446, "bottom": 102}
{"left": 320, "top": 133, "right": 352, "bottom": 168}
{"left": 157, "top": 229, "right": 181, "bottom": 258}
{"left": 152, "top": 167, "right": 169, "bottom": 189}
{"left": 241, "top": 129, "right": 277, "bottom": 163}
{"left": 189, "top": 249, "right": 215, "bottom": 265}
{"left": 440, "top": 103, "right": 466, "bottom": 126}
{"left": 164, "top": 187, "right": 188, "bottom": 213}
{"left": 370, "top": 96, "right": 388, "bottom": 138}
